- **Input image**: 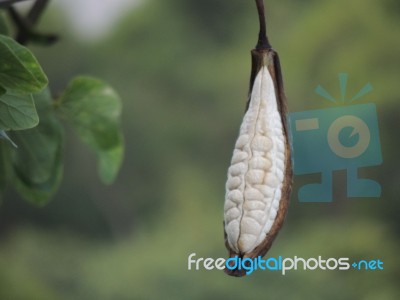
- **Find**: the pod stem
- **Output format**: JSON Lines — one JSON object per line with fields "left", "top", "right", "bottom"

{"left": 255, "top": 0, "right": 271, "bottom": 50}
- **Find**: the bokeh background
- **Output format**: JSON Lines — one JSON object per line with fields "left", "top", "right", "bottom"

{"left": 0, "top": 0, "right": 399, "bottom": 299}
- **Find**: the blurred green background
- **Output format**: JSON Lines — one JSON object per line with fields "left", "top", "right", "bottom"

{"left": 0, "top": 0, "right": 399, "bottom": 299}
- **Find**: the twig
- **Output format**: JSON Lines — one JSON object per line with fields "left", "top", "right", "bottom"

{"left": 26, "top": 0, "right": 49, "bottom": 25}
{"left": 255, "top": 0, "right": 271, "bottom": 49}
{"left": 8, "top": 0, "right": 57, "bottom": 45}
{"left": 0, "top": 0, "right": 31, "bottom": 8}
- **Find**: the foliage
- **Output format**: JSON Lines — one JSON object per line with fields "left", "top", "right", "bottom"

{"left": 0, "top": 35, "right": 47, "bottom": 95}
{"left": 11, "top": 89, "right": 63, "bottom": 205}
{"left": 57, "top": 77, "right": 123, "bottom": 184}
{"left": 0, "top": 16, "right": 124, "bottom": 205}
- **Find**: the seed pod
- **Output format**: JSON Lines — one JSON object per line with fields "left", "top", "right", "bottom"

{"left": 223, "top": 0, "right": 292, "bottom": 277}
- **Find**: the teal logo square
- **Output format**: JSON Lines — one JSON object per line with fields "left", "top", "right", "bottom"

{"left": 288, "top": 74, "right": 383, "bottom": 202}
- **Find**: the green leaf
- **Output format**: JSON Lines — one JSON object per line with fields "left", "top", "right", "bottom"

{"left": 58, "top": 76, "right": 123, "bottom": 184}
{"left": 0, "top": 34, "right": 48, "bottom": 94}
{"left": 11, "top": 88, "right": 64, "bottom": 205}
{"left": 0, "top": 92, "right": 39, "bottom": 130}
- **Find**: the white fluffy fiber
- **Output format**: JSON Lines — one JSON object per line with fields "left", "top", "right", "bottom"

{"left": 224, "top": 66, "right": 285, "bottom": 254}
